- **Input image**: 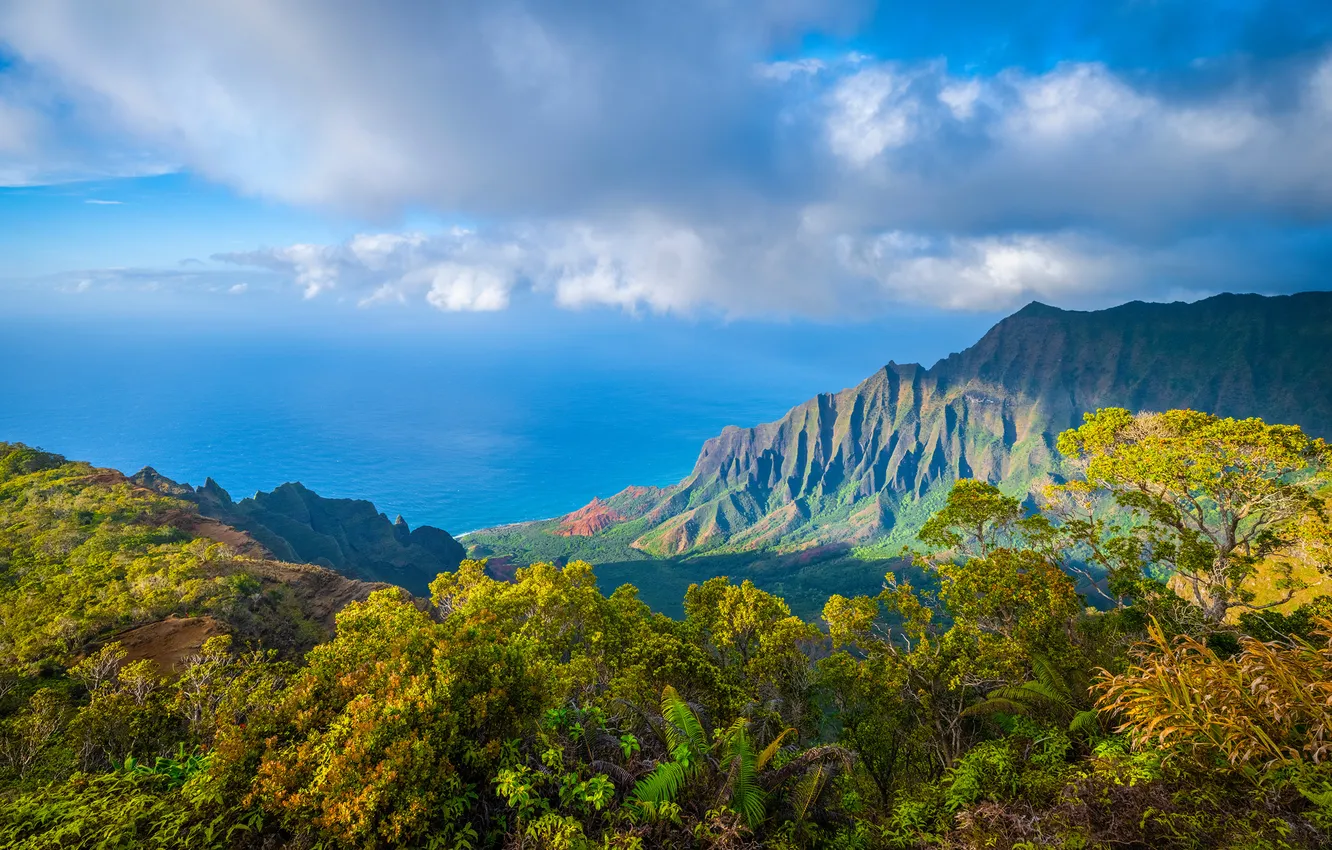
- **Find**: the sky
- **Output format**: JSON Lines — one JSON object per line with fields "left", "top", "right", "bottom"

{"left": 2, "top": 0, "right": 1332, "bottom": 323}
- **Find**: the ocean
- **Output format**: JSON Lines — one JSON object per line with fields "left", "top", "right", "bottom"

{"left": 0, "top": 307, "right": 997, "bottom": 537}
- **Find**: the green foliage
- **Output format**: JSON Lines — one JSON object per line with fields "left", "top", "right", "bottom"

{"left": 0, "top": 770, "right": 239, "bottom": 850}
{"left": 943, "top": 739, "right": 1020, "bottom": 812}
{"left": 963, "top": 652, "right": 1102, "bottom": 738}
{"left": 4, "top": 417, "right": 1332, "bottom": 848}
{"left": 116, "top": 744, "right": 212, "bottom": 788}
{"left": 1057, "top": 408, "right": 1331, "bottom": 623}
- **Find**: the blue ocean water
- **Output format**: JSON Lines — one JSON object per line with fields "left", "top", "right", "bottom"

{"left": 0, "top": 307, "right": 997, "bottom": 535}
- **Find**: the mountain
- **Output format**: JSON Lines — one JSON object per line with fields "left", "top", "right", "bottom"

{"left": 0, "top": 442, "right": 396, "bottom": 672}
{"left": 131, "top": 471, "right": 465, "bottom": 595}
{"left": 467, "top": 292, "right": 1332, "bottom": 564}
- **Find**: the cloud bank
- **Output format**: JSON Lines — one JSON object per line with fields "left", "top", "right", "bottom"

{"left": 2, "top": 0, "right": 1331, "bottom": 315}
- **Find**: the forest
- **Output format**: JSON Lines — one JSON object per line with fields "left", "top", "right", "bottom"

{"left": 1, "top": 406, "right": 1331, "bottom": 849}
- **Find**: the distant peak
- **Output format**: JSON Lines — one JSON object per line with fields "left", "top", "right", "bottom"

{"left": 198, "top": 477, "right": 234, "bottom": 505}
{"left": 1011, "top": 301, "right": 1064, "bottom": 318}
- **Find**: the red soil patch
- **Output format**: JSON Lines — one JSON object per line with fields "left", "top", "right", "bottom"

{"left": 555, "top": 497, "right": 626, "bottom": 537}
{"left": 484, "top": 555, "right": 520, "bottom": 582}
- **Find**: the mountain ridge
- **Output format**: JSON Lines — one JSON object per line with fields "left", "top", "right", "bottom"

{"left": 467, "top": 291, "right": 1332, "bottom": 562}
{"left": 131, "top": 471, "right": 465, "bottom": 594}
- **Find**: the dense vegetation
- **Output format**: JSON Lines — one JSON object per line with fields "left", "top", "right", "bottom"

{"left": 3, "top": 407, "right": 1332, "bottom": 848}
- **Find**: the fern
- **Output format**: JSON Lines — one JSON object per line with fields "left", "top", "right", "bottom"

{"left": 963, "top": 652, "right": 1102, "bottom": 736}
{"left": 632, "top": 761, "right": 689, "bottom": 806}
{"left": 718, "top": 721, "right": 766, "bottom": 828}
{"left": 756, "top": 727, "right": 795, "bottom": 771}
{"left": 659, "top": 685, "right": 707, "bottom": 756}
{"left": 789, "top": 765, "right": 827, "bottom": 824}
{"left": 1070, "top": 708, "right": 1101, "bottom": 737}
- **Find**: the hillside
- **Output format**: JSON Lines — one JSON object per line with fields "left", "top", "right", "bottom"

{"left": 0, "top": 443, "right": 391, "bottom": 670}
{"left": 131, "top": 471, "right": 465, "bottom": 595}
{"left": 468, "top": 292, "right": 1332, "bottom": 565}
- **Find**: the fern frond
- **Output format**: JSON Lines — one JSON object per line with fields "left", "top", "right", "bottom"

{"left": 756, "top": 727, "right": 796, "bottom": 771}
{"left": 589, "top": 759, "right": 634, "bottom": 790}
{"left": 1069, "top": 708, "right": 1102, "bottom": 737}
{"left": 1030, "top": 653, "right": 1074, "bottom": 703}
{"left": 789, "top": 765, "right": 826, "bottom": 823}
{"left": 960, "top": 696, "right": 1032, "bottom": 717}
{"left": 660, "top": 685, "right": 707, "bottom": 755}
{"left": 1015, "top": 680, "right": 1070, "bottom": 709}
{"left": 762, "top": 745, "right": 853, "bottom": 790}
{"left": 631, "top": 761, "right": 687, "bottom": 806}
{"left": 730, "top": 729, "right": 766, "bottom": 828}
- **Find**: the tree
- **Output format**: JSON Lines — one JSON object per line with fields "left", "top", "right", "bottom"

{"left": 683, "top": 577, "right": 820, "bottom": 730}
{"left": 1057, "top": 408, "right": 1331, "bottom": 624}
{"left": 0, "top": 688, "right": 68, "bottom": 779}
{"left": 246, "top": 589, "right": 548, "bottom": 847}
{"left": 917, "top": 479, "right": 1037, "bottom": 559}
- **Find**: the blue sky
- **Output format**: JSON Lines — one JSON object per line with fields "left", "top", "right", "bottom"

{"left": 2, "top": 0, "right": 1331, "bottom": 323}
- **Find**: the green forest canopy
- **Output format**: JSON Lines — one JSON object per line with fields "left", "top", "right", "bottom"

{"left": 1, "top": 408, "right": 1331, "bottom": 849}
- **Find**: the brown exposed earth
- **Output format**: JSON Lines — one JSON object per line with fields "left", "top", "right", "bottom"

{"left": 174, "top": 512, "right": 274, "bottom": 559}
{"left": 113, "top": 615, "right": 227, "bottom": 675}
{"left": 555, "top": 497, "right": 627, "bottom": 537}
{"left": 483, "top": 554, "right": 521, "bottom": 582}
{"left": 209, "top": 556, "right": 393, "bottom": 628}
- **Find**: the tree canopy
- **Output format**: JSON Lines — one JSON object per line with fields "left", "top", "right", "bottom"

{"left": 3, "top": 419, "right": 1332, "bottom": 849}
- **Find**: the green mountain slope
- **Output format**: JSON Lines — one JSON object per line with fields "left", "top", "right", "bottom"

{"left": 468, "top": 292, "right": 1332, "bottom": 564}
{"left": 0, "top": 443, "right": 390, "bottom": 669}
{"left": 131, "top": 471, "right": 465, "bottom": 595}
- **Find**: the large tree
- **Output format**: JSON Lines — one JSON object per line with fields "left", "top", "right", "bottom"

{"left": 1057, "top": 408, "right": 1331, "bottom": 624}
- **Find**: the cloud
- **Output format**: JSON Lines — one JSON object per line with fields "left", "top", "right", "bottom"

{"left": 218, "top": 215, "right": 1331, "bottom": 318}
{"left": 84, "top": 198, "right": 121, "bottom": 204}
{"left": 2, "top": 2, "right": 1332, "bottom": 314}
{"left": 818, "top": 57, "right": 1332, "bottom": 236}
{"left": 8, "top": 265, "right": 274, "bottom": 298}
{"left": 0, "top": 1, "right": 862, "bottom": 212}
{"left": 0, "top": 58, "right": 176, "bottom": 185}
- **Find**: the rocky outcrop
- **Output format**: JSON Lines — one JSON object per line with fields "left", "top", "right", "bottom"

{"left": 132, "top": 473, "right": 465, "bottom": 595}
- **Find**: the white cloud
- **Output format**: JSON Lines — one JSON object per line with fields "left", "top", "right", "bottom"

{"left": 219, "top": 212, "right": 1320, "bottom": 318}
{"left": 423, "top": 264, "right": 512, "bottom": 312}
{"left": 938, "top": 79, "right": 981, "bottom": 120}
{"left": 837, "top": 231, "right": 1124, "bottom": 310}
{"left": 1002, "top": 63, "right": 1150, "bottom": 143}
{"left": 2, "top": 3, "right": 1332, "bottom": 314}
{"left": 827, "top": 67, "right": 923, "bottom": 165}
{"left": 84, "top": 198, "right": 122, "bottom": 204}
{"left": 757, "top": 58, "right": 825, "bottom": 82}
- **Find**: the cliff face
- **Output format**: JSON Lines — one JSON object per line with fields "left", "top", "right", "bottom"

{"left": 132, "top": 473, "right": 465, "bottom": 594}
{"left": 548, "top": 292, "right": 1332, "bottom": 556}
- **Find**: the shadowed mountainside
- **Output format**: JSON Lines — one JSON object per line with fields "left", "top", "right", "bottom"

{"left": 132, "top": 470, "right": 464, "bottom": 595}
{"left": 468, "top": 292, "right": 1332, "bottom": 562}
